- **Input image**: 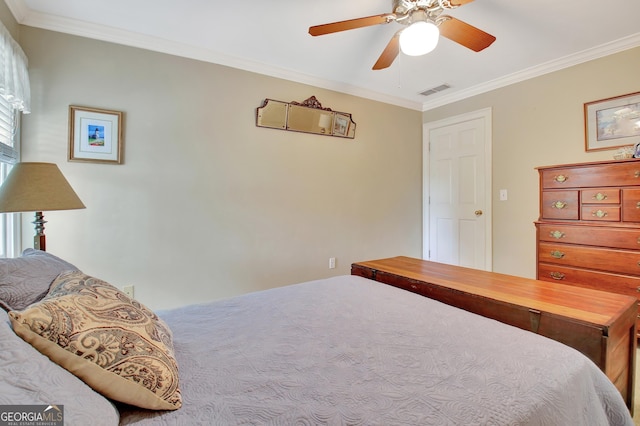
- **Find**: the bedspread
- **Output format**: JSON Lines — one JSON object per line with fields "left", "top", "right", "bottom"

{"left": 119, "top": 275, "right": 633, "bottom": 425}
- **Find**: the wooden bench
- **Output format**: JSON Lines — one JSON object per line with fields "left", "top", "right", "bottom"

{"left": 351, "top": 256, "right": 637, "bottom": 411}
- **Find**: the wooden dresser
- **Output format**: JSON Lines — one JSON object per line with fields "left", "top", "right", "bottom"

{"left": 351, "top": 256, "right": 637, "bottom": 410}
{"left": 536, "top": 159, "right": 640, "bottom": 337}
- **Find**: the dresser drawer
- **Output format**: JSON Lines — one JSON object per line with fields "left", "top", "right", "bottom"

{"left": 538, "top": 241, "right": 640, "bottom": 276}
{"left": 581, "top": 188, "right": 620, "bottom": 204}
{"left": 541, "top": 191, "right": 578, "bottom": 219}
{"left": 537, "top": 262, "right": 640, "bottom": 297}
{"left": 537, "top": 223, "right": 640, "bottom": 250}
{"left": 537, "top": 263, "right": 640, "bottom": 337}
{"left": 622, "top": 188, "right": 640, "bottom": 222}
{"left": 541, "top": 162, "right": 640, "bottom": 189}
{"left": 580, "top": 205, "right": 620, "bottom": 221}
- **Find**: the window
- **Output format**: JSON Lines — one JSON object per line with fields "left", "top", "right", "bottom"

{"left": 0, "top": 94, "right": 20, "bottom": 257}
{"left": 0, "top": 21, "right": 31, "bottom": 258}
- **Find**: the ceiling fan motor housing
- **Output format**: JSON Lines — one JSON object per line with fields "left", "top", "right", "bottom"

{"left": 393, "top": 0, "right": 454, "bottom": 25}
{"left": 394, "top": 0, "right": 429, "bottom": 15}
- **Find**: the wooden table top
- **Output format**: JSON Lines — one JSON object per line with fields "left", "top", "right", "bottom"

{"left": 352, "top": 256, "right": 638, "bottom": 327}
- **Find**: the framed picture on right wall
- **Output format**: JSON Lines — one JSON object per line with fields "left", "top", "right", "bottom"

{"left": 584, "top": 91, "right": 640, "bottom": 152}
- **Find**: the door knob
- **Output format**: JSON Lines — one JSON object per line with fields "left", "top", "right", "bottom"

{"left": 475, "top": 210, "right": 483, "bottom": 216}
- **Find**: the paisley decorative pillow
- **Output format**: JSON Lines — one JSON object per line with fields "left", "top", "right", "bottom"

{"left": 8, "top": 271, "right": 182, "bottom": 411}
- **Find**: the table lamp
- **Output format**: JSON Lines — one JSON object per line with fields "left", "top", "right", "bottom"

{"left": 0, "top": 162, "right": 85, "bottom": 251}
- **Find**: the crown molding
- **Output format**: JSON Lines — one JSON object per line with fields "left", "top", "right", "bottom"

{"left": 5, "top": 0, "right": 28, "bottom": 23}
{"left": 7, "top": 1, "right": 423, "bottom": 111}
{"left": 420, "top": 32, "right": 640, "bottom": 112}
{"left": 7, "top": 0, "right": 639, "bottom": 113}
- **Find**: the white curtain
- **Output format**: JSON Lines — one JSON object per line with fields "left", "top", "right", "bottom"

{"left": 0, "top": 21, "right": 30, "bottom": 114}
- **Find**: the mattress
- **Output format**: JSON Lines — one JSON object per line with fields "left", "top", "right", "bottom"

{"left": 118, "top": 275, "right": 633, "bottom": 425}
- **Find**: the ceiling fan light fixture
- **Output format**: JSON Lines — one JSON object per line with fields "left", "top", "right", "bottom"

{"left": 399, "top": 21, "right": 439, "bottom": 56}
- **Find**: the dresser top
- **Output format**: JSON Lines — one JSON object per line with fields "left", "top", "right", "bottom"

{"left": 352, "top": 256, "right": 637, "bottom": 327}
{"left": 536, "top": 158, "right": 640, "bottom": 170}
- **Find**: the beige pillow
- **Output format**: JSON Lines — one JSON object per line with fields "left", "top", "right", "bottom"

{"left": 9, "top": 271, "right": 182, "bottom": 411}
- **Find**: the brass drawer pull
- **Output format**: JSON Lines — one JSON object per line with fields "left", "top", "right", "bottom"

{"left": 550, "top": 230, "right": 565, "bottom": 239}
{"left": 549, "top": 272, "right": 565, "bottom": 280}
{"left": 635, "top": 171, "right": 640, "bottom": 178}
{"left": 636, "top": 202, "right": 640, "bottom": 209}
{"left": 554, "top": 175, "right": 568, "bottom": 183}
{"left": 637, "top": 287, "right": 640, "bottom": 292}
{"left": 550, "top": 250, "right": 565, "bottom": 259}
{"left": 592, "top": 210, "right": 607, "bottom": 218}
{"left": 552, "top": 201, "right": 567, "bottom": 209}
{"left": 593, "top": 192, "right": 607, "bottom": 201}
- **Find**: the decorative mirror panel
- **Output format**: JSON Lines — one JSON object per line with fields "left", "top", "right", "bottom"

{"left": 256, "top": 96, "right": 356, "bottom": 139}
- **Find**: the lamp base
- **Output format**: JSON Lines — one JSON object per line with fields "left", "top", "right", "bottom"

{"left": 33, "top": 211, "right": 46, "bottom": 251}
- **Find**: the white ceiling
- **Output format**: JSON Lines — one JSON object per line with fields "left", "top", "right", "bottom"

{"left": 6, "top": 0, "right": 640, "bottom": 111}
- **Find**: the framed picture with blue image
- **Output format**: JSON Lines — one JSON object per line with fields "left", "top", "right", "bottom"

{"left": 68, "top": 105, "right": 123, "bottom": 164}
{"left": 584, "top": 91, "right": 640, "bottom": 152}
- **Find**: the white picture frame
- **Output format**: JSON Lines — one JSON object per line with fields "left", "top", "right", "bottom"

{"left": 584, "top": 91, "right": 640, "bottom": 152}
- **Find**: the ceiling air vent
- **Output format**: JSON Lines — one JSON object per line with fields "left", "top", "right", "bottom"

{"left": 419, "top": 84, "right": 451, "bottom": 97}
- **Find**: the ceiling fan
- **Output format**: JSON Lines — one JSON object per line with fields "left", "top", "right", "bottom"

{"left": 309, "top": 0, "right": 496, "bottom": 70}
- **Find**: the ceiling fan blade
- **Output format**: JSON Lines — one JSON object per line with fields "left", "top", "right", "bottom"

{"left": 309, "top": 14, "right": 393, "bottom": 36}
{"left": 372, "top": 32, "right": 400, "bottom": 70}
{"left": 450, "top": 0, "right": 475, "bottom": 5}
{"left": 439, "top": 16, "right": 496, "bottom": 52}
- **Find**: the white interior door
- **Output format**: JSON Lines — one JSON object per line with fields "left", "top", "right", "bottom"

{"left": 423, "top": 108, "right": 492, "bottom": 270}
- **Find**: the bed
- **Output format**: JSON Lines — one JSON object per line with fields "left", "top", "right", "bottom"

{"left": 0, "top": 249, "right": 634, "bottom": 425}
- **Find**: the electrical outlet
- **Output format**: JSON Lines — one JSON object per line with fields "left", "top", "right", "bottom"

{"left": 123, "top": 285, "right": 135, "bottom": 299}
{"left": 329, "top": 257, "right": 336, "bottom": 269}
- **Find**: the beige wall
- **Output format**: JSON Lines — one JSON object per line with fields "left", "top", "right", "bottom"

{"left": 0, "top": 1, "right": 18, "bottom": 40}
{"left": 423, "top": 47, "right": 640, "bottom": 278}
{"left": 16, "top": 27, "right": 423, "bottom": 309}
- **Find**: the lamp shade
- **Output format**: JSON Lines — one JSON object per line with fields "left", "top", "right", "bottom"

{"left": 0, "top": 162, "right": 85, "bottom": 213}
{"left": 399, "top": 21, "right": 440, "bottom": 56}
